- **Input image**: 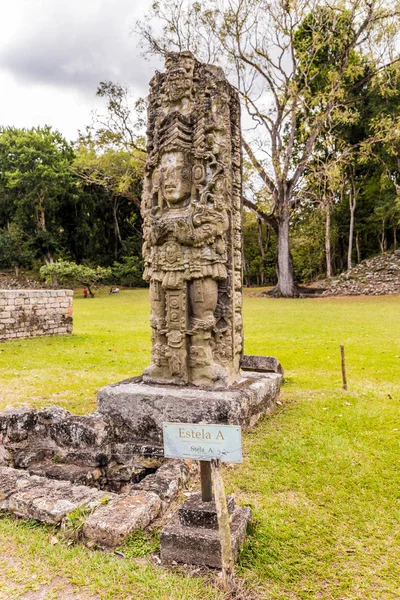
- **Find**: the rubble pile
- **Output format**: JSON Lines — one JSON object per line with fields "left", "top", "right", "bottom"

{"left": 0, "top": 271, "right": 44, "bottom": 290}
{"left": 315, "top": 250, "right": 400, "bottom": 296}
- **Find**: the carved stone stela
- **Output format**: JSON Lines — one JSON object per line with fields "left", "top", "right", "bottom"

{"left": 141, "top": 51, "right": 243, "bottom": 387}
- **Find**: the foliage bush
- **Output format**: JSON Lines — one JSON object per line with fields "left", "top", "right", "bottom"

{"left": 40, "top": 260, "right": 112, "bottom": 296}
{"left": 111, "top": 256, "right": 145, "bottom": 288}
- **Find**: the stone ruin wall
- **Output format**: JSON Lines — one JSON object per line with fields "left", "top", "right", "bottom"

{"left": 0, "top": 289, "right": 73, "bottom": 341}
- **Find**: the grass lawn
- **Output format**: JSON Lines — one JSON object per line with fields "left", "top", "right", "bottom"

{"left": 1, "top": 289, "right": 400, "bottom": 599}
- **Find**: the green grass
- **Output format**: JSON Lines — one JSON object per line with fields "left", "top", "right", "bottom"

{"left": 1, "top": 289, "right": 400, "bottom": 599}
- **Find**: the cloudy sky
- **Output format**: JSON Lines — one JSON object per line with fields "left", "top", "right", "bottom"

{"left": 0, "top": 0, "right": 162, "bottom": 141}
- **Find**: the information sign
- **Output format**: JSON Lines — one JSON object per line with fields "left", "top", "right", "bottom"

{"left": 163, "top": 422, "right": 242, "bottom": 463}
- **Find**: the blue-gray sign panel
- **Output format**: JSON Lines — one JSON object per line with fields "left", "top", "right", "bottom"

{"left": 163, "top": 422, "right": 242, "bottom": 463}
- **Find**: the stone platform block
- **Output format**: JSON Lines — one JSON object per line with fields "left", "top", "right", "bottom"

{"left": 97, "top": 372, "right": 282, "bottom": 446}
{"left": 240, "top": 354, "right": 284, "bottom": 375}
{"left": 160, "top": 503, "right": 251, "bottom": 568}
{"left": 83, "top": 491, "right": 162, "bottom": 547}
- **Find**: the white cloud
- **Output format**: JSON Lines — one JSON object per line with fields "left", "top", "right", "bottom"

{"left": 0, "top": 0, "right": 162, "bottom": 140}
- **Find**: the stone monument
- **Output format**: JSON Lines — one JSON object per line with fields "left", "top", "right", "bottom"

{"left": 97, "top": 52, "right": 282, "bottom": 448}
{"left": 141, "top": 51, "right": 243, "bottom": 388}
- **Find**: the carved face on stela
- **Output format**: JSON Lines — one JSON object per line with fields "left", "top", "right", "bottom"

{"left": 160, "top": 151, "right": 192, "bottom": 207}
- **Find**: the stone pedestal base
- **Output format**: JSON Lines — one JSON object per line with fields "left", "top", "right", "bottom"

{"left": 160, "top": 492, "right": 251, "bottom": 567}
{"left": 97, "top": 372, "right": 282, "bottom": 446}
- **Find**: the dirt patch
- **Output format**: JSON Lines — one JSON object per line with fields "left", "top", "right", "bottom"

{"left": 0, "top": 553, "right": 101, "bottom": 600}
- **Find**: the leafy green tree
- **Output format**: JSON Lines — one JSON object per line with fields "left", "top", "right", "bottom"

{"left": 40, "top": 261, "right": 112, "bottom": 297}
{"left": 87, "top": 81, "right": 146, "bottom": 154}
{"left": 72, "top": 143, "right": 143, "bottom": 260}
{"left": 111, "top": 256, "right": 145, "bottom": 287}
{"left": 72, "top": 82, "right": 145, "bottom": 264}
{"left": 0, "top": 226, "right": 34, "bottom": 272}
{"left": 0, "top": 126, "right": 76, "bottom": 264}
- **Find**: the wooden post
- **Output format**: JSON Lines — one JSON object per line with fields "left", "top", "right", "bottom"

{"left": 211, "top": 458, "right": 234, "bottom": 591}
{"left": 200, "top": 460, "right": 212, "bottom": 502}
{"left": 340, "top": 345, "right": 348, "bottom": 390}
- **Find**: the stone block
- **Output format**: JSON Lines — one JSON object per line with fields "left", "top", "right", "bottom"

{"left": 83, "top": 491, "right": 162, "bottom": 547}
{"left": 47, "top": 412, "right": 110, "bottom": 448}
{"left": 112, "top": 442, "right": 164, "bottom": 459}
{"left": 12, "top": 447, "right": 55, "bottom": 469}
{"left": 98, "top": 372, "right": 282, "bottom": 445}
{"left": 27, "top": 461, "right": 99, "bottom": 487}
{"left": 0, "top": 466, "right": 114, "bottom": 524}
{"left": 105, "top": 463, "right": 149, "bottom": 488}
{"left": 0, "top": 445, "right": 12, "bottom": 467}
{"left": 132, "top": 459, "right": 193, "bottom": 504}
{"left": 240, "top": 355, "right": 284, "bottom": 375}
{"left": 178, "top": 492, "right": 235, "bottom": 529}
{"left": 0, "top": 466, "right": 32, "bottom": 510}
{"left": 0, "top": 407, "right": 37, "bottom": 441}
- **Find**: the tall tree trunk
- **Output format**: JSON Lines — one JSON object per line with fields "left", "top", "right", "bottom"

{"left": 347, "top": 196, "right": 356, "bottom": 271}
{"left": 379, "top": 219, "right": 386, "bottom": 253}
{"left": 36, "top": 195, "right": 54, "bottom": 264}
{"left": 257, "top": 219, "right": 265, "bottom": 285}
{"left": 44, "top": 253, "right": 54, "bottom": 266}
{"left": 265, "top": 225, "right": 271, "bottom": 253}
{"left": 393, "top": 226, "right": 397, "bottom": 250}
{"left": 276, "top": 203, "right": 296, "bottom": 297}
{"left": 324, "top": 200, "right": 332, "bottom": 278}
{"left": 112, "top": 197, "right": 124, "bottom": 260}
{"left": 347, "top": 170, "right": 359, "bottom": 271}
{"left": 355, "top": 232, "right": 361, "bottom": 264}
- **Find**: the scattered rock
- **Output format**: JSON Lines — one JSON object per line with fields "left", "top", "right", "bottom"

{"left": 132, "top": 459, "right": 195, "bottom": 508}
{"left": 0, "top": 271, "right": 44, "bottom": 290}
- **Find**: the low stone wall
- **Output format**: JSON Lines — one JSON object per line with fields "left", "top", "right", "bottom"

{"left": 0, "top": 289, "right": 73, "bottom": 341}
{"left": 0, "top": 405, "right": 195, "bottom": 546}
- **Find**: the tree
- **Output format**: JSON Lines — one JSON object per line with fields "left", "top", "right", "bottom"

{"left": 111, "top": 255, "right": 145, "bottom": 287}
{"left": 0, "top": 126, "right": 76, "bottom": 263}
{"left": 88, "top": 81, "right": 146, "bottom": 154}
{"left": 40, "top": 261, "right": 112, "bottom": 297}
{"left": 72, "top": 81, "right": 145, "bottom": 262}
{"left": 138, "top": 0, "right": 400, "bottom": 296}
{"left": 0, "top": 226, "right": 34, "bottom": 273}
{"left": 72, "top": 144, "right": 143, "bottom": 260}
{"left": 0, "top": 127, "right": 76, "bottom": 264}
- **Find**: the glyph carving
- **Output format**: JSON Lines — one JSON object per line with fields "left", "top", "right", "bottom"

{"left": 141, "top": 51, "right": 243, "bottom": 387}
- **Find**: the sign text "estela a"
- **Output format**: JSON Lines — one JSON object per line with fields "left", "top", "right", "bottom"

{"left": 163, "top": 422, "right": 242, "bottom": 463}
{"left": 178, "top": 427, "right": 226, "bottom": 441}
